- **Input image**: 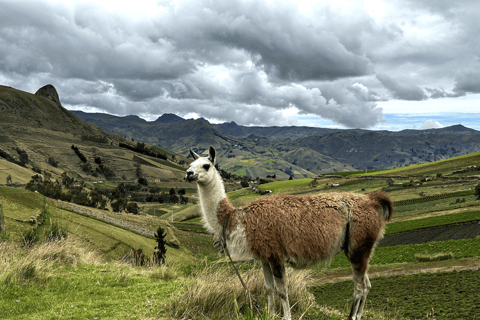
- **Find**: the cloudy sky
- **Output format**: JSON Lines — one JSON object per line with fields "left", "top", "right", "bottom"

{"left": 1, "top": 0, "right": 479, "bottom": 130}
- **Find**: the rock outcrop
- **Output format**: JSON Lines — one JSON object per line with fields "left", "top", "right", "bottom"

{"left": 35, "top": 84, "right": 61, "bottom": 106}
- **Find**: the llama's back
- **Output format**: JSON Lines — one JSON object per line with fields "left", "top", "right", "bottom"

{"left": 241, "top": 193, "right": 362, "bottom": 267}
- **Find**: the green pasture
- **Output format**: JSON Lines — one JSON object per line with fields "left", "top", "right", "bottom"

{"left": 321, "top": 238, "right": 480, "bottom": 270}
{"left": 0, "top": 262, "right": 187, "bottom": 320}
{"left": 393, "top": 195, "right": 478, "bottom": 218}
{"left": 385, "top": 210, "right": 480, "bottom": 235}
{"left": 358, "top": 150, "right": 480, "bottom": 177}
{"left": 257, "top": 177, "right": 313, "bottom": 192}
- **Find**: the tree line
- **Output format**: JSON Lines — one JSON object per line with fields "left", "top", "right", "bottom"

{"left": 25, "top": 173, "right": 188, "bottom": 215}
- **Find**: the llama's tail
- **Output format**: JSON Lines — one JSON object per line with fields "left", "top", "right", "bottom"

{"left": 368, "top": 191, "right": 394, "bottom": 221}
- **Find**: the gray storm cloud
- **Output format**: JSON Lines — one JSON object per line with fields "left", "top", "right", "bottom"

{"left": 0, "top": 0, "right": 479, "bottom": 128}
{"left": 376, "top": 74, "right": 427, "bottom": 101}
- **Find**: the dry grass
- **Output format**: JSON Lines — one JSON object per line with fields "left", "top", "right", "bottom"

{"left": 0, "top": 235, "right": 103, "bottom": 286}
{"left": 164, "top": 264, "right": 316, "bottom": 319}
{"left": 414, "top": 252, "right": 454, "bottom": 262}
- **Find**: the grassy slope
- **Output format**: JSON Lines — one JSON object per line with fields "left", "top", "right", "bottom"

{"left": 0, "top": 158, "right": 34, "bottom": 185}
{"left": 357, "top": 150, "right": 480, "bottom": 177}
{"left": 0, "top": 186, "right": 194, "bottom": 264}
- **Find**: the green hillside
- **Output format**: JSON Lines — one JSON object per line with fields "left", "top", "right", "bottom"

{"left": 0, "top": 86, "right": 192, "bottom": 187}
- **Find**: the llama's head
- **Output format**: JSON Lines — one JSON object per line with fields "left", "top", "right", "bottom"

{"left": 185, "top": 146, "right": 217, "bottom": 185}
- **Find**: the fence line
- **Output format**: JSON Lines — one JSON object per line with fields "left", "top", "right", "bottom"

{"left": 50, "top": 199, "right": 155, "bottom": 238}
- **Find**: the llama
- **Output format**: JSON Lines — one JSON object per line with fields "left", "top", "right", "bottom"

{"left": 185, "top": 147, "right": 393, "bottom": 320}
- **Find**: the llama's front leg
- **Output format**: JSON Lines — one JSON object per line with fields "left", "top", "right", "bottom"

{"left": 262, "top": 262, "right": 275, "bottom": 316}
{"left": 271, "top": 262, "right": 292, "bottom": 320}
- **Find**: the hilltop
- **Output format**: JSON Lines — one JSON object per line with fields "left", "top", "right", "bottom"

{"left": 0, "top": 85, "right": 189, "bottom": 185}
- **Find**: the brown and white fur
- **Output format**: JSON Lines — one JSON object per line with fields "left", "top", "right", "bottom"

{"left": 185, "top": 147, "right": 393, "bottom": 320}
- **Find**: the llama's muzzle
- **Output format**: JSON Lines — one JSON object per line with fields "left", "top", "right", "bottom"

{"left": 185, "top": 169, "right": 198, "bottom": 182}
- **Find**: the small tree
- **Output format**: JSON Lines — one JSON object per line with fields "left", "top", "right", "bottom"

{"left": 386, "top": 178, "right": 394, "bottom": 187}
{"left": 153, "top": 226, "right": 167, "bottom": 266}
{"left": 6, "top": 174, "right": 12, "bottom": 185}
{"left": 475, "top": 183, "right": 480, "bottom": 200}
{"left": 138, "top": 177, "right": 148, "bottom": 186}
{"left": 111, "top": 198, "right": 128, "bottom": 212}
{"left": 126, "top": 202, "right": 140, "bottom": 215}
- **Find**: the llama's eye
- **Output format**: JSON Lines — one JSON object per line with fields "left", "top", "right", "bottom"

{"left": 203, "top": 164, "right": 210, "bottom": 171}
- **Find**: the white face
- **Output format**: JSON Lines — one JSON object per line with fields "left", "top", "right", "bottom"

{"left": 185, "top": 147, "right": 216, "bottom": 185}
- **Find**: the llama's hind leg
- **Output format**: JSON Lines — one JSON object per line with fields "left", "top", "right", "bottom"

{"left": 270, "top": 261, "right": 292, "bottom": 320}
{"left": 348, "top": 269, "right": 371, "bottom": 320}
{"left": 262, "top": 261, "right": 275, "bottom": 316}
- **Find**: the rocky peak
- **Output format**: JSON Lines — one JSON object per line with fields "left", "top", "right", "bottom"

{"left": 35, "top": 84, "right": 61, "bottom": 106}
{"left": 154, "top": 113, "right": 186, "bottom": 124}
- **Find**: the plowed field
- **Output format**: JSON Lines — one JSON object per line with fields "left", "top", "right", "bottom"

{"left": 379, "top": 220, "right": 480, "bottom": 247}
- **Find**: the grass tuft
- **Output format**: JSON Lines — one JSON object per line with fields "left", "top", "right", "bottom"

{"left": 0, "top": 236, "right": 103, "bottom": 286}
{"left": 164, "top": 265, "right": 315, "bottom": 319}
{"left": 414, "top": 252, "right": 454, "bottom": 262}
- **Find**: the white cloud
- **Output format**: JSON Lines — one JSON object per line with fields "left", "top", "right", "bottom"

{"left": 0, "top": 0, "right": 480, "bottom": 129}
{"left": 419, "top": 120, "right": 444, "bottom": 129}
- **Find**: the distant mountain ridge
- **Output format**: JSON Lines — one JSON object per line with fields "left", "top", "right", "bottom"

{"left": 72, "top": 111, "right": 480, "bottom": 177}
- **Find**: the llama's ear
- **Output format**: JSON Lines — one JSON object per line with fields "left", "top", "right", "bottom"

{"left": 190, "top": 149, "right": 199, "bottom": 160}
{"left": 208, "top": 146, "right": 216, "bottom": 164}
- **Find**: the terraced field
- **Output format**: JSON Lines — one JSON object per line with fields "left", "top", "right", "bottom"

{"left": 380, "top": 220, "right": 480, "bottom": 247}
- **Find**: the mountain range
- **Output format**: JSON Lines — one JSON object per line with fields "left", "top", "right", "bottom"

{"left": 72, "top": 110, "right": 480, "bottom": 178}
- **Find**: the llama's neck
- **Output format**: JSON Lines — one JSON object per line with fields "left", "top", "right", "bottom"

{"left": 197, "top": 171, "right": 227, "bottom": 236}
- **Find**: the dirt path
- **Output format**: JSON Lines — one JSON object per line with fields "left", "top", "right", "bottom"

{"left": 312, "top": 260, "right": 480, "bottom": 286}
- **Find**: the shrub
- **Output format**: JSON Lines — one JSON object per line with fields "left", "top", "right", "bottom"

{"left": 126, "top": 202, "right": 140, "bottom": 215}
{"left": 71, "top": 145, "right": 87, "bottom": 163}
{"left": 44, "top": 220, "right": 68, "bottom": 242}
{"left": 16, "top": 148, "right": 29, "bottom": 166}
{"left": 111, "top": 198, "right": 128, "bottom": 212}
{"left": 138, "top": 177, "right": 148, "bottom": 186}
{"left": 47, "top": 157, "right": 59, "bottom": 167}
{"left": 20, "top": 229, "right": 40, "bottom": 247}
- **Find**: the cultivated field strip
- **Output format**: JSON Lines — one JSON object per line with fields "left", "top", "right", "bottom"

{"left": 50, "top": 199, "right": 155, "bottom": 238}
{"left": 393, "top": 189, "right": 475, "bottom": 206}
{"left": 379, "top": 220, "right": 480, "bottom": 247}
